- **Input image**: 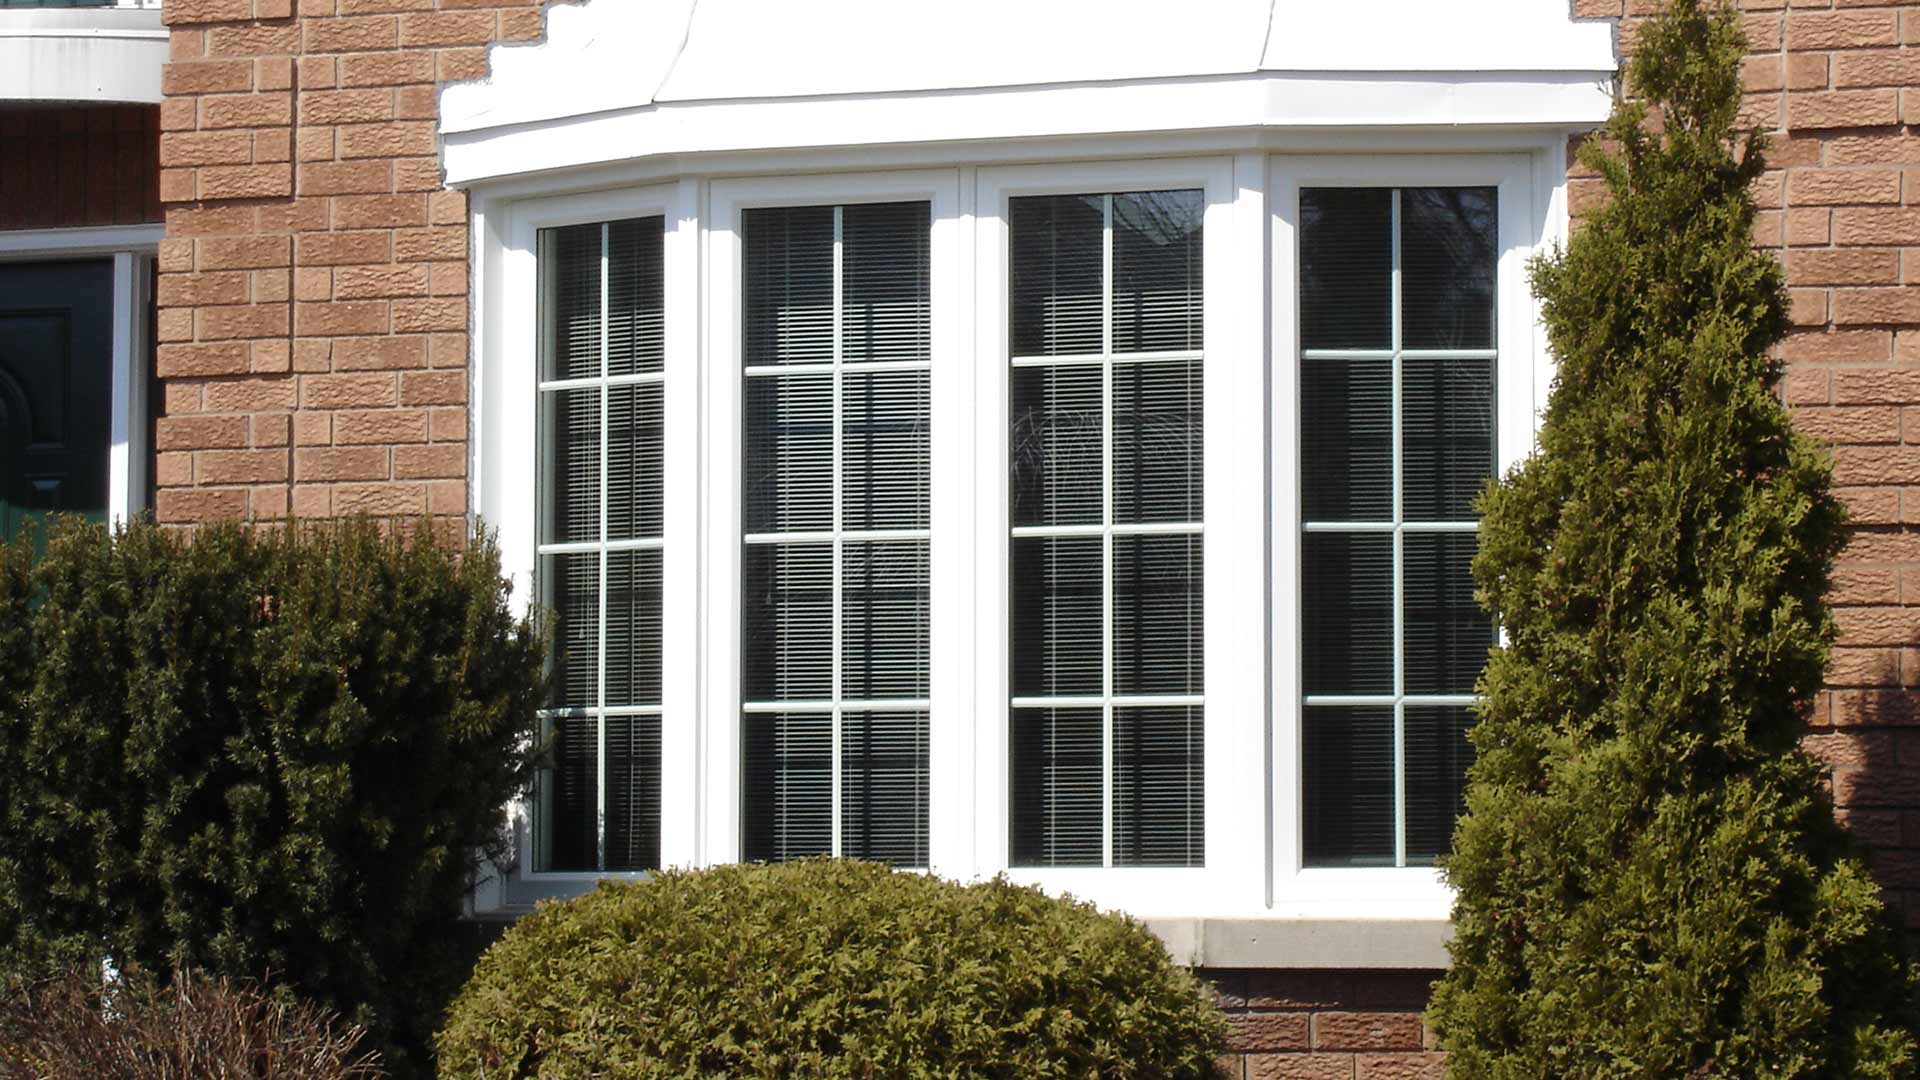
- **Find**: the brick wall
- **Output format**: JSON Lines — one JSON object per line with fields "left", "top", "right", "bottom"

{"left": 154, "top": 0, "right": 545, "bottom": 528}
{"left": 1207, "top": 970, "right": 1443, "bottom": 1079}
{"left": 0, "top": 104, "right": 162, "bottom": 231}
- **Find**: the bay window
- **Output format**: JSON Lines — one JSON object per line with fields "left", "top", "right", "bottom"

{"left": 481, "top": 151, "right": 1544, "bottom": 924}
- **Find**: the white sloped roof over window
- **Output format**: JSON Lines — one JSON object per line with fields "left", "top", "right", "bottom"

{"left": 440, "top": 0, "right": 1616, "bottom": 184}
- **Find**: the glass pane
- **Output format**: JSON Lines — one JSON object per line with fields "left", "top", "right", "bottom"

{"left": 843, "top": 368, "right": 930, "bottom": 532}
{"left": 604, "top": 549, "right": 661, "bottom": 708}
{"left": 538, "top": 387, "right": 599, "bottom": 546}
{"left": 842, "top": 539, "right": 930, "bottom": 701}
{"left": 1301, "top": 532, "right": 1394, "bottom": 696}
{"left": 1402, "top": 187, "right": 1497, "bottom": 351}
{"left": 1010, "top": 195, "right": 1104, "bottom": 357}
{"left": 540, "top": 222, "right": 602, "bottom": 381}
{"left": 742, "top": 542, "right": 833, "bottom": 702}
{"left": 1402, "top": 356, "right": 1494, "bottom": 523}
{"left": 742, "top": 712, "right": 832, "bottom": 862}
{"left": 541, "top": 714, "right": 599, "bottom": 872}
{"left": 743, "top": 372, "right": 832, "bottom": 534}
{"left": 1303, "top": 706, "right": 1395, "bottom": 867}
{"left": 1403, "top": 532, "right": 1493, "bottom": 696}
{"left": 842, "top": 711, "right": 930, "bottom": 867}
{"left": 1113, "top": 705, "right": 1204, "bottom": 867}
{"left": 540, "top": 552, "right": 598, "bottom": 709}
{"left": 744, "top": 206, "right": 835, "bottom": 366}
{"left": 606, "top": 382, "right": 663, "bottom": 542}
{"left": 1112, "top": 189, "right": 1203, "bottom": 354}
{"left": 1404, "top": 705, "right": 1475, "bottom": 865}
{"left": 1300, "top": 188, "right": 1392, "bottom": 351}
{"left": 1009, "top": 707, "right": 1103, "bottom": 867}
{"left": 1301, "top": 357, "right": 1391, "bottom": 522}
{"left": 606, "top": 216, "right": 665, "bottom": 376}
{"left": 1009, "top": 536, "right": 1103, "bottom": 698}
{"left": 604, "top": 715, "right": 661, "bottom": 871}
{"left": 1010, "top": 363, "right": 1102, "bottom": 527}
{"left": 1113, "top": 358, "right": 1202, "bottom": 525}
{"left": 843, "top": 201, "right": 930, "bottom": 366}
{"left": 1113, "top": 533, "right": 1203, "bottom": 697}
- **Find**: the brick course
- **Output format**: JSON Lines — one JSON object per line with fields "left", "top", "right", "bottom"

{"left": 155, "top": 0, "right": 544, "bottom": 527}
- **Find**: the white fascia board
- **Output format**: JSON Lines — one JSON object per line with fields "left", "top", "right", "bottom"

{"left": 0, "top": 8, "right": 166, "bottom": 105}
{"left": 442, "top": 71, "right": 1612, "bottom": 188}
{"left": 653, "top": 0, "right": 1273, "bottom": 102}
{"left": 1262, "top": 0, "right": 1616, "bottom": 74}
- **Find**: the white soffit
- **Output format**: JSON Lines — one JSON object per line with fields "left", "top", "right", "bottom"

{"left": 439, "top": 0, "right": 1617, "bottom": 184}
{"left": 0, "top": 7, "right": 167, "bottom": 105}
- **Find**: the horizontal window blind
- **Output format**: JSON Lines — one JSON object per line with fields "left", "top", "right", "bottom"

{"left": 535, "top": 216, "right": 666, "bottom": 873}
{"left": 1299, "top": 186, "right": 1497, "bottom": 868}
{"left": 1008, "top": 190, "right": 1205, "bottom": 869}
{"left": 741, "top": 201, "right": 932, "bottom": 868}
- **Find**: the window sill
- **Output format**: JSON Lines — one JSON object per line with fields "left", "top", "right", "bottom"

{"left": 1144, "top": 916, "right": 1452, "bottom": 970}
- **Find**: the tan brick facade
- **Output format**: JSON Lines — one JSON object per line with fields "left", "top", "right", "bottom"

{"left": 146, "top": 0, "right": 1920, "bottom": 1072}
{"left": 1208, "top": 970, "right": 1443, "bottom": 1079}
{"left": 154, "top": 0, "right": 544, "bottom": 528}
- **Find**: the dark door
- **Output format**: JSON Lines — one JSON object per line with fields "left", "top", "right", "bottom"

{"left": 0, "top": 259, "right": 114, "bottom": 543}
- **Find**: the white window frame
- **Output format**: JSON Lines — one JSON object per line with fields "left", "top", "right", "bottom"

{"left": 0, "top": 223, "right": 161, "bottom": 529}
{"left": 483, "top": 182, "right": 701, "bottom": 905}
{"left": 1269, "top": 153, "right": 1540, "bottom": 919}
{"left": 703, "top": 170, "right": 965, "bottom": 872}
{"left": 971, "top": 157, "right": 1266, "bottom": 915}
{"left": 467, "top": 137, "right": 1564, "bottom": 934}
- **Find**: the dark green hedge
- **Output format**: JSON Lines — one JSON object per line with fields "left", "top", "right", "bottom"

{"left": 0, "top": 517, "right": 543, "bottom": 1078}
{"left": 437, "top": 859, "right": 1227, "bottom": 1078}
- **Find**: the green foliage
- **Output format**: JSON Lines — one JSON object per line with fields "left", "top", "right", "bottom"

{"left": 0, "top": 966, "right": 382, "bottom": 1080}
{"left": 1427, "top": 2, "right": 1918, "bottom": 1076}
{"left": 436, "top": 859, "right": 1227, "bottom": 1078}
{"left": 0, "top": 516, "right": 543, "bottom": 1078}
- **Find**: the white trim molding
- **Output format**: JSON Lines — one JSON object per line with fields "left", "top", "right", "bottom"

{"left": 440, "top": 0, "right": 1614, "bottom": 189}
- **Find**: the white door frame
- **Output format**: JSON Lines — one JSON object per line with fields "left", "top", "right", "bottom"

{"left": 0, "top": 223, "right": 164, "bottom": 527}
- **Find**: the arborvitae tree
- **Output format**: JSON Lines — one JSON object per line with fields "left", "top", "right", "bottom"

{"left": 1428, "top": 2, "right": 1918, "bottom": 1076}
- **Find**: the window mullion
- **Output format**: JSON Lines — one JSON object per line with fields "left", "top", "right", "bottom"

{"left": 830, "top": 204, "right": 845, "bottom": 861}
{"left": 1389, "top": 190, "right": 1406, "bottom": 871}
{"left": 1100, "top": 192, "right": 1116, "bottom": 870}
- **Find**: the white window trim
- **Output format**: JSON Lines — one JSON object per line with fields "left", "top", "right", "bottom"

{"left": 0, "top": 223, "right": 161, "bottom": 530}
{"left": 1268, "top": 153, "right": 1543, "bottom": 920}
{"left": 467, "top": 132, "right": 1567, "bottom": 931}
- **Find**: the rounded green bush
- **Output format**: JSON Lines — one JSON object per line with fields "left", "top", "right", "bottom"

{"left": 436, "top": 859, "right": 1226, "bottom": 1078}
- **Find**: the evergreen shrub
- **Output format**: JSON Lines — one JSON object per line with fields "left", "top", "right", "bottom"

{"left": 1428, "top": 1, "right": 1919, "bottom": 1076}
{"left": 435, "top": 859, "right": 1227, "bottom": 1078}
{"left": 0, "top": 966, "right": 382, "bottom": 1080}
{"left": 0, "top": 516, "right": 543, "bottom": 1078}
